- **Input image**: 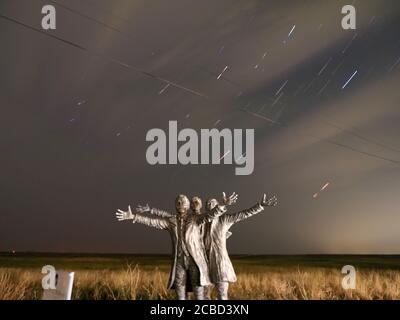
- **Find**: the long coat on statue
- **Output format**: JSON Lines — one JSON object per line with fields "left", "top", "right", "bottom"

{"left": 131, "top": 205, "right": 226, "bottom": 289}
{"left": 203, "top": 203, "right": 264, "bottom": 283}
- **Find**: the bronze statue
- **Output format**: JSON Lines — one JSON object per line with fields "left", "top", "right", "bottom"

{"left": 115, "top": 192, "right": 238, "bottom": 300}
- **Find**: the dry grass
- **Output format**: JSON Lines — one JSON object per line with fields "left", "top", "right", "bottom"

{"left": 229, "top": 268, "right": 400, "bottom": 299}
{"left": 1, "top": 265, "right": 400, "bottom": 300}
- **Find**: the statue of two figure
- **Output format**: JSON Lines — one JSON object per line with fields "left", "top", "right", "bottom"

{"left": 115, "top": 192, "right": 277, "bottom": 300}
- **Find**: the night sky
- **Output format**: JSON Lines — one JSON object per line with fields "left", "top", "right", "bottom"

{"left": 1, "top": 0, "right": 400, "bottom": 254}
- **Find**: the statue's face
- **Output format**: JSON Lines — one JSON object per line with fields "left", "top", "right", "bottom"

{"left": 175, "top": 195, "right": 190, "bottom": 214}
{"left": 206, "top": 198, "right": 218, "bottom": 211}
{"left": 190, "top": 196, "right": 202, "bottom": 213}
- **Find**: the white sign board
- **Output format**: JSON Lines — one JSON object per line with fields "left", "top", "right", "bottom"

{"left": 42, "top": 271, "right": 74, "bottom": 300}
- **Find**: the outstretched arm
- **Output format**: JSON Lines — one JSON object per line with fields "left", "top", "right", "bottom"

{"left": 196, "top": 192, "right": 238, "bottom": 224}
{"left": 136, "top": 204, "right": 174, "bottom": 218}
{"left": 222, "top": 194, "right": 277, "bottom": 226}
{"left": 115, "top": 205, "right": 170, "bottom": 230}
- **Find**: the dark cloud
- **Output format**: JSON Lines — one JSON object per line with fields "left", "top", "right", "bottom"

{"left": 1, "top": 0, "right": 400, "bottom": 254}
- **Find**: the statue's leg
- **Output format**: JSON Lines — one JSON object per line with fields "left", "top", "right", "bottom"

{"left": 216, "top": 282, "right": 229, "bottom": 300}
{"left": 176, "top": 285, "right": 186, "bottom": 300}
{"left": 193, "top": 285, "right": 204, "bottom": 300}
{"left": 188, "top": 259, "right": 204, "bottom": 300}
{"left": 174, "top": 261, "right": 187, "bottom": 300}
{"left": 204, "top": 285, "right": 212, "bottom": 300}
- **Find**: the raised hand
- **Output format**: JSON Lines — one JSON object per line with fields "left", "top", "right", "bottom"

{"left": 136, "top": 204, "right": 150, "bottom": 214}
{"left": 222, "top": 192, "right": 238, "bottom": 206}
{"left": 261, "top": 194, "right": 278, "bottom": 207}
{"left": 116, "top": 205, "right": 134, "bottom": 221}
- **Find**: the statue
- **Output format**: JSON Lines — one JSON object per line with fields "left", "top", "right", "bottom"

{"left": 203, "top": 194, "right": 278, "bottom": 299}
{"left": 115, "top": 192, "right": 238, "bottom": 300}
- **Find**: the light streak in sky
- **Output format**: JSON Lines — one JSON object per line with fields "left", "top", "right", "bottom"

{"left": 217, "top": 66, "right": 228, "bottom": 79}
{"left": 342, "top": 70, "right": 358, "bottom": 89}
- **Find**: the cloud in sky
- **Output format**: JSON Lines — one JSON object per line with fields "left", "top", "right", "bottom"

{"left": 1, "top": 0, "right": 400, "bottom": 254}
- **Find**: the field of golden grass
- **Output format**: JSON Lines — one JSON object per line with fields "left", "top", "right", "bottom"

{"left": 1, "top": 261, "right": 400, "bottom": 300}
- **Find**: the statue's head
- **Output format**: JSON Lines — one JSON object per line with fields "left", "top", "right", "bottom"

{"left": 175, "top": 194, "right": 190, "bottom": 214}
{"left": 206, "top": 198, "right": 219, "bottom": 211}
{"left": 190, "top": 196, "right": 202, "bottom": 213}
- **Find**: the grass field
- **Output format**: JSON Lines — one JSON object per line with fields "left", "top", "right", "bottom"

{"left": 1, "top": 253, "right": 400, "bottom": 300}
